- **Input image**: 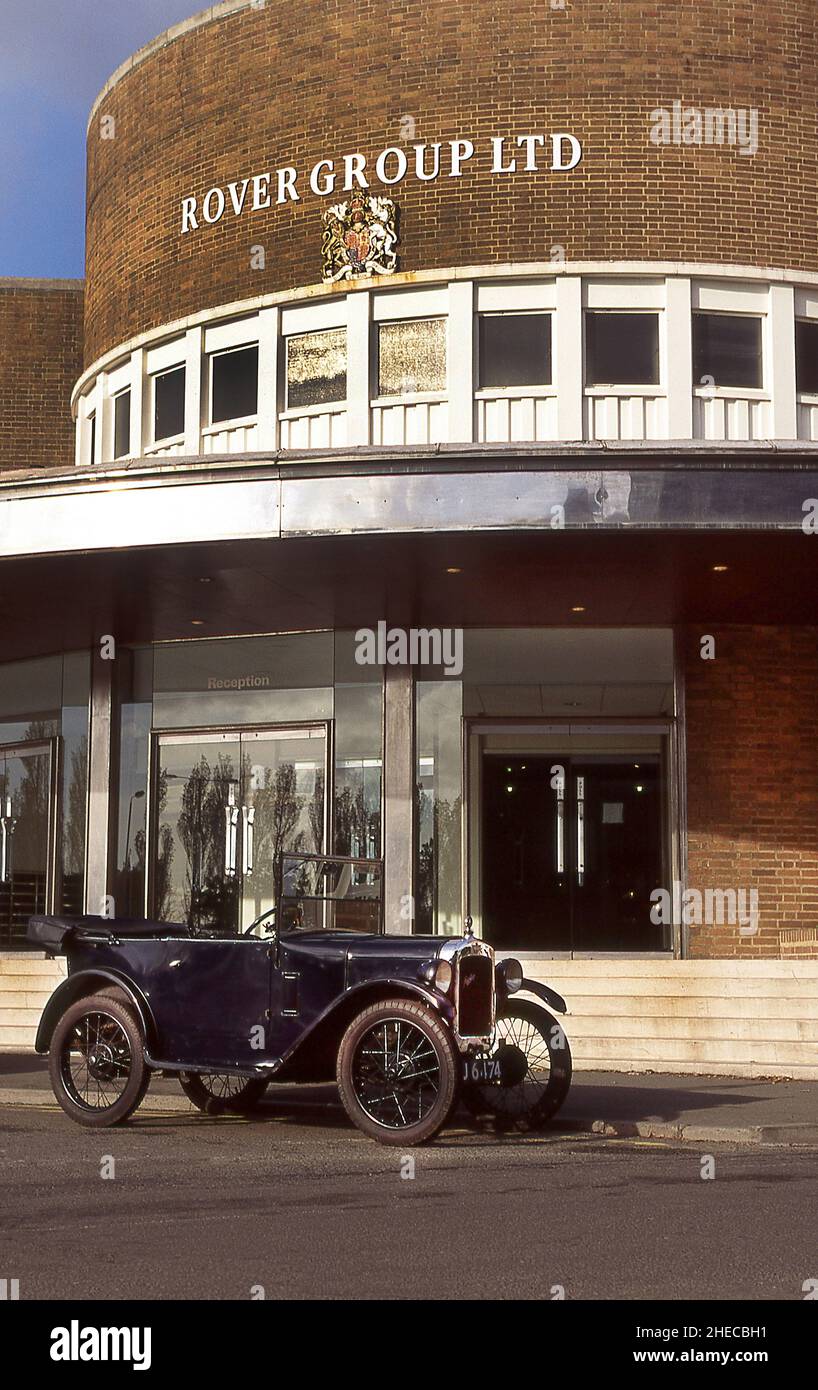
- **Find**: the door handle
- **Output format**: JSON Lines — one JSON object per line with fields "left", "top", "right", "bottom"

{"left": 0, "top": 797, "right": 15, "bottom": 884}
{"left": 224, "top": 784, "right": 239, "bottom": 879}
{"left": 555, "top": 782, "right": 565, "bottom": 875}
{"left": 242, "top": 805, "right": 255, "bottom": 876}
{"left": 576, "top": 776, "right": 585, "bottom": 886}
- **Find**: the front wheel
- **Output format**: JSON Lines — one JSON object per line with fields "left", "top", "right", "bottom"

{"left": 337, "top": 998, "right": 459, "bottom": 1146}
{"left": 49, "top": 993, "right": 149, "bottom": 1128}
{"left": 179, "top": 1073, "right": 269, "bottom": 1115}
{"left": 462, "top": 1000, "right": 572, "bottom": 1131}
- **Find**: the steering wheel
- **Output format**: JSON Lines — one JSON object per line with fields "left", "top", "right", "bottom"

{"left": 244, "top": 908, "right": 277, "bottom": 938}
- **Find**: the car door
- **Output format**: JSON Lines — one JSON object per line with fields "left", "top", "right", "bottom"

{"left": 150, "top": 937, "right": 274, "bottom": 1068}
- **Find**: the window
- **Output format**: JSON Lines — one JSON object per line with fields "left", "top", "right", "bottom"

{"left": 88, "top": 412, "right": 96, "bottom": 464}
{"left": 585, "top": 312, "right": 660, "bottom": 386}
{"left": 113, "top": 390, "right": 131, "bottom": 460}
{"left": 211, "top": 344, "right": 259, "bottom": 423}
{"left": 286, "top": 329, "right": 346, "bottom": 410}
{"left": 378, "top": 319, "right": 447, "bottom": 396}
{"left": 796, "top": 320, "right": 818, "bottom": 395}
{"left": 693, "top": 313, "right": 763, "bottom": 390}
{"left": 154, "top": 365, "right": 185, "bottom": 442}
{"left": 479, "top": 314, "right": 552, "bottom": 388}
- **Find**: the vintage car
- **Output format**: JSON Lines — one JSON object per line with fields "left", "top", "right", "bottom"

{"left": 28, "top": 853, "right": 572, "bottom": 1146}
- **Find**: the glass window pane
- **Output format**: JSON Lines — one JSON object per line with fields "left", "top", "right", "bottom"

{"left": 286, "top": 329, "right": 346, "bottom": 409}
{"left": 416, "top": 681, "right": 463, "bottom": 936}
{"left": 796, "top": 320, "right": 818, "bottom": 395}
{"left": 378, "top": 319, "right": 447, "bottom": 396}
{"left": 211, "top": 344, "right": 259, "bottom": 423}
{"left": 585, "top": 312, "right": 660, "bottom": 386}
{"left": 479, "top": 314, "right": 552, "bottom": 387}
{"left": 114, "top": 390, "right": 131, "bottom": 459}
{"left": 693, "top": 313, "right": 763, "bottom": 389}
{"left": 89, "top": 412, "right": 96, "bottom": 464}
{"left": 154, "top": 366, "right": 186, "bottom": 441}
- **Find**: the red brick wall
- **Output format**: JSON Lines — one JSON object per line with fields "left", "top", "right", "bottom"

{"left": 685, "top": 626, "right": 818, "bottom": 958}
{"left": 0, "top": 282, "right": 84, "bottom": 472}
{"left": 84, "top": 0, "right": 818, "bottom": 364}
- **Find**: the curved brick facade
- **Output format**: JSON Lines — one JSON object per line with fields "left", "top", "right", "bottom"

{"left": 84, "top": 0, "right": 818, "bottom": 366}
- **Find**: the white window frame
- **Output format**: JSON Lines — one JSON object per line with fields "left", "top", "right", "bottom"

{"left": 207, "top": 342, "right": 260, "bottom": 429}
{"left": 282, "top": 325, "right": 348, "bottom": 415}
{"left": 151, "top": 363, "right": 186, "bottom": 446}
{"left": 374, "top": 316, "right": 448, "bottom": 404}
{"left": 584, "top": 307, "right": 664, "bottom": 392}
{"left": 475, "top": 309, "right": 555, "bottom": 395}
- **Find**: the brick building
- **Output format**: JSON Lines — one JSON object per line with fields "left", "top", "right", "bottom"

{"left": 1, "top": 0, "right": 817, "bottom": 1073}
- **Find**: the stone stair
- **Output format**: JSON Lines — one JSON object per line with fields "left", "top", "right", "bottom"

{"left": 523, "top": 958, "right": 818, "bottom": 1079}
{"left": 0, "top": 953, "right": 65, "bottom": 1050}
{"left": 2, "top": 952, "right": 817, "bottom": 1079}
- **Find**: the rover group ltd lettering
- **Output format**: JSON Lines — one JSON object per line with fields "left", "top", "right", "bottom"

{"left": 180, "top": 132, "right": 583, "bottom": 233}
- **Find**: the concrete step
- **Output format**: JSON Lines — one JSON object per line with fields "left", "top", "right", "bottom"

{"left": 529, "top": 974, "right": 818, "bottom": 998}
{"left": 553, "top": 994, "right": 818, "bottom": 1019}
{"left": 563, "top": 1013, "right": 818, "bottom": 1043}
{"left": 567, "top": 1034, "right": 817, "bottom": 1067}
{"left": 0, "top": 994, "right": 59, "bottom": 1012}
{"left": 0, "top": 1025, "right": 41, "bottom": 1047}
{"left": 0, "top": 954, "right": 65, "bottom": 976}
{"left": 534, "top": 959, "right": 818, "bottom": 978}
{"left": 0, "top": 976, "right": 65, "bottom": 996}
{"left": 0, "top": 1008, "right": 46, "bottom": 1028}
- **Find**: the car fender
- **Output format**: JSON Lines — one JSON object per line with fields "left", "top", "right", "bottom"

{"left": 279, "top": 976, "right": 456, "bottom": 1071}
{"left": 34, "top": 968, "right": 157, "bottom": 1055}
{"left": 519, "top": 977, "right": 567, "bottom": 1015}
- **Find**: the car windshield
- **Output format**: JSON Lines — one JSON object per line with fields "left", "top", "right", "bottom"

{"left": 279, "top": 853, "right": 383, "bottom": 933}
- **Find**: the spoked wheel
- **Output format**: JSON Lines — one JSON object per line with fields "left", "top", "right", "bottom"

{"left": 337, "top": 998, "right": 459, "bottom": 1146}
{"left": 462, "top": 1000, "right": 572, "bottom": 1131}
{"left": 48, "top": 993, "right": 149, "bottom": 1128}
{"left": 179, "top": 1072, "right": 269, "bottom": 1115}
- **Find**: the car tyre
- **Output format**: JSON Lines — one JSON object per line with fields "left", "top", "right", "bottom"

{"left": 49, "top": 993, "right": 149, "bottom": 1128}
{"left": 462, "top": 1000, "right": 572, "bottom": 1131}
{"left": 179, "top": 1073, "right": 269, "bottom": 1115}
{"left": 337, "top": 997, "right": 459, "bottom": 1146}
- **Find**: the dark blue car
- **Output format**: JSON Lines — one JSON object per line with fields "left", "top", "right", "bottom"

{"left": 29, "top": 853, "right": 572, "bottom": 1145}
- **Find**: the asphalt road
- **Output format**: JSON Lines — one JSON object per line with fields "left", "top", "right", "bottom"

{"left": 2, "top": 1098, "right": 816, "bottom": 1302}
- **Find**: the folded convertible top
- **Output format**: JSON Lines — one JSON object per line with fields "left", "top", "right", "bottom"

{"left": 27, "top": 915, "right": 191, "bottom": 953}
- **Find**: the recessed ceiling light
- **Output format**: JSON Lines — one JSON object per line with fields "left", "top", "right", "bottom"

{"left": 712, "top": 564, "right": 729, "bottom": 573}
{"left": 446, "top": 567, "right": 462, "bottom": 575}
{"left": 191, "top": 619, "right": 205, "bottom": 626}
{"left": 571, "top": 605, "right": 586, "bottom": 613}
{"left": 198, "top": 576, "right": 213, "bottom": 584}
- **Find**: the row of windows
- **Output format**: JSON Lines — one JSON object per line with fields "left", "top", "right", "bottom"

{"left": 100, "top": 312, "right": 818, "bottom": 456}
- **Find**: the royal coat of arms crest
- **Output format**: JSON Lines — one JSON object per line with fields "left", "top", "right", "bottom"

{"left": 321, "top": 194, "right": 399, "bottom": 283}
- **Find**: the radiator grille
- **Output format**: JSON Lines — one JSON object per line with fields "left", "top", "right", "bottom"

{"left": 457, "top": 954, "right": 494, "bottom": 1036}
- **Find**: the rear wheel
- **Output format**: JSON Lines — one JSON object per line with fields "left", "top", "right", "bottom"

{"left": 179, "top": 1073, "right": 268, "bottom": 1115}
{"left": 462, "top": 1000, "right": 572, "bottom": 1131}
{"left": 337, "top": 998, "right": 459, "bottom": 1146}
{"left": 48, "top": 994, "right": 149, "bottom": 1128}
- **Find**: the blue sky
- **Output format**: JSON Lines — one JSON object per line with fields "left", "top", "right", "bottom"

{"left": 0, "top": 1, "right": 201, "bottom": 278}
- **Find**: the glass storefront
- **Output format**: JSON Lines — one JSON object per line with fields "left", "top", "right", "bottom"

{"left": 111, "top": 632, "right": 383, "bottom": 928}
{"left": 0, "top": 651, "right": 90, "bottom": 942}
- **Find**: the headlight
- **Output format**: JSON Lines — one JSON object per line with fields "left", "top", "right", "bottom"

{"left": 420, "top": 959, "right": 453, "bottom": 994}
{"left": 433, "top": 960, "right": 453, "bottom": 994}
{"left": 498, "top": 958, "right": 523, "bottom": 994}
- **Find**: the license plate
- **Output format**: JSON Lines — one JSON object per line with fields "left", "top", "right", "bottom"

{"left": 463, "top": 1055, "right": 501, "bottom": 1084}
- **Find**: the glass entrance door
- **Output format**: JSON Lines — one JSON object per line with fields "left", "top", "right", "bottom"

{"left": 0, "top": 740, "right": 55, "bottom": 945}
{"left": 480, "top": 746, "right": 668, "bottom": 953}
{"left": 150, "top": 726, "right": 327, "bottom": 933}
